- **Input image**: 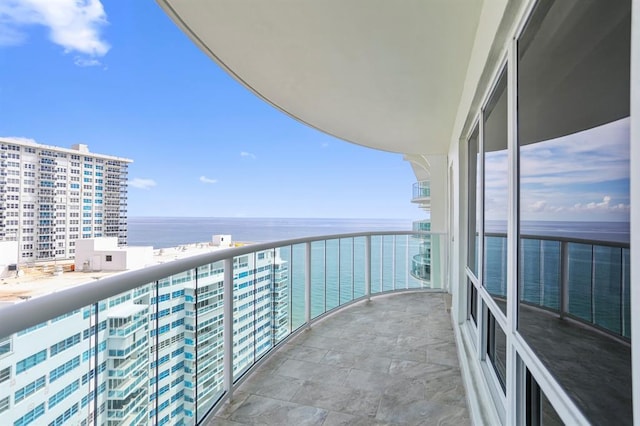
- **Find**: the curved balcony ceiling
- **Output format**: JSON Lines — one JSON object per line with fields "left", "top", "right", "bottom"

{"left": 158, "top": 0, "right": 483, "bottom": 154}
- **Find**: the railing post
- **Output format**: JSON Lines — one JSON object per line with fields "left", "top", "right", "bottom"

{"left": 560, "top": 241, "right": 569, "bottom": 319}
{"left": 392, "top": 235, "right": 396, "bottom": 290}
{"left": 365, "top": 235, "right": 371, "bottom": 301}
{"left": 223, "top": 257, "right": 234, "bottom": 400}
{"left": 305, "top": 242, "right": 311, "bottom": 329}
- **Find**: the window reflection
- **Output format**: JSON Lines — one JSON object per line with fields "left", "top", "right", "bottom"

{"left": 484, "top": 69, "right": 508, "bottom": 315}
{"left": 517, "top": 0, "right": 631, "bottom": 424}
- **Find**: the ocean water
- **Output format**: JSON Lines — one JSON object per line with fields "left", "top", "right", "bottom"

{"left": 128, "top": 217, "right": 413, "bottom": 248}
{"left": 128, "top": 217, "right": 425, "bottom": 327}
{"left": 483, "top": 220, "right": 630, "bottom": 337}
{"left": 128, "top": 217, "right": 630, "bottom": 337}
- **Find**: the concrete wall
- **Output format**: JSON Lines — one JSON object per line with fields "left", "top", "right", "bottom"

{"left": 74, "top": 238, "right": 153, "bottom": 272}
{"left": 0, "top": 241, "right": 19, "bottom": 278}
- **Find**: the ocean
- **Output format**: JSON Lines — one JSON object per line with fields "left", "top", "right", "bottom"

{"left": 128, "top": 217, "right": 413, "bottom": 248}
{"left": 128, "top": 217, "right": 630, "bottom": 337}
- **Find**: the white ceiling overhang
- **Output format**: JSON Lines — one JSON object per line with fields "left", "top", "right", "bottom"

{"left": 157, "top": 0, "right": 483, "bottom": 155}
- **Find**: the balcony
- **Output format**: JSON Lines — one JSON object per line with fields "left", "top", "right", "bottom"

{"left": 0, "top": 230, "right": 631, "bottom": 425}
{"left": 0, "top": 231, "right": 453, "bottom": 425}
{"left": 211, "top": 292, "right": 467, "bottom": 425}
{"left": 411, "top": 180, "right": 431, "bottom": 209}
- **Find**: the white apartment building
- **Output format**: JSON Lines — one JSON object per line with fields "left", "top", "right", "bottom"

{"left": 0, "top": 140, "right": 131, "bottom": 262}
{"left": 0, "top": 243, "right": 289, "bottom": 426}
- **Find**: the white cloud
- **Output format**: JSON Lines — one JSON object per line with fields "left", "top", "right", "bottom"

{"left": 321, "top": 142, "right": 329, "bottom": 148}
{"left": 199, "top": 176, "right": 217, "bottom": 184}
{"left": 571, "top": 196, "right": 630, "bottom": 213}
{"left": 240, "top": 151, "right": 256, "bottom": 159}
{"left": 0, "top": 0, "right": 110, "bottom": 62}
{"left": 74, "top": 57, "right": 101, "bottom": 67}
{"left": 128, "top": 178, "right": 156, "bottom": 190}
{"left": 520, "top": 117, "right": 629, "bottom": 187}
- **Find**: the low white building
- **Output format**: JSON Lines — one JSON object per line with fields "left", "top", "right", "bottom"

{"left": 74, "top": 237, "right": 153, "bottom": 272}
{"left": 212, "top": 234, "right": 232, "bottom": 247}
{"left": 0, "top": 241, "right": 18, "bottom": 278}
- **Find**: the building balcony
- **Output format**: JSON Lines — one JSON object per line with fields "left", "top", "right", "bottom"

{"left": 411, "top": 180, "right": 431, "bottom": 209}
{"left": 0, "top": 231, "right": 631, "bottom": 425}
{"left": 410, "top": 253, "right": 430, "bottom": 282}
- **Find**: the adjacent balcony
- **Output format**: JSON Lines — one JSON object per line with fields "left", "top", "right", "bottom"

{"left": 411, "top": 180, "right": 431, "bottom": 208}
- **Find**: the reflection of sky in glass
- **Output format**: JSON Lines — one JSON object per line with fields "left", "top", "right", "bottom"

{"left": 484, "top": 150, "right": 508, "bottom": 222}
{"left": 519, "top": 117, "right": 629, "bottom": 222}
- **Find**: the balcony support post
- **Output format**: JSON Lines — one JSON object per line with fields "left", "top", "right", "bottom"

{"left": 560, "top": 241, "right": 569, "bottom": 319}
{"left": 365, "top": 235, "right": 371, "bottom": 301}
{"left": 223, "top": 257, "right": 234, "bottom": 399}
{"left": 305, "top": 242, "right": 311, "bottom": 329}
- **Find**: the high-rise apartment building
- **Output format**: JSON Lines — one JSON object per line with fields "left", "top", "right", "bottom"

{"left": 0, "top": 140, "right": 131, "bottom": 261}
{"left": 0, "top": 244, "right": 289, "bottom": 426}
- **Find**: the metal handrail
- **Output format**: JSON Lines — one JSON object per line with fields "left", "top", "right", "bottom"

{"left": 0, "top": 230, "right": 441, "bottom": 340}
{"left": 484, "top": 231, "right": 629, "bottom": 248}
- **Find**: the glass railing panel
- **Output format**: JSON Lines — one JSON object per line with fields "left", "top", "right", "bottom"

{"left": 540, "top": 240, "right": 561, "bottom": 310}
{"left": 567, "top": 243, "right": 593, "bottom": 323}
{"left": 339, "top": 238, "right": 354, "bottom": 305}
{"left": 0, "top": 304, "right": 96, "bottom": 425}
{"left": 232, "top": 253, "right": 258, "bottom": 380}
{"left": 277, "top": 245, "right": 294, "bottom": 336}
{"left": 484, "top": 234, "right": 507, "bottom": 314}
{"left": 290, "top": 244, "right": 306, "bottom": 330}
{"left": 519, "top": 239, "right": 560, "bottom": 311}
{"left": 412, "top": 181, "right": 431, "bottom": 199}
{"left": 370, "top": 235, "right": 383, "bottom": 294}
{"left": 407, "top": 235, "right": 424, "bottom": 288}
{"left": 310, "top": 241, "right": 326, "bottom": 319}
{"left": 195, "top": 261, "right": 225, "bottom": 423}
{"left": 272, "top": 248, "right": 290, "bottom": 345}
{"left": 393, "top": 235, "right": 408, "bottom": 290}
{"left": 0, "top": 231, "right": 446, "bottom": 426}
{"left": 325, "top": 239, "right": 340, "bottom": 309}
{"left": 382, "top": 235, "right": 394, "bottom": 292}
{"left": 99, "top": 283, "right": 152, "bottom": 426}
{"left": 623, "top": 248, "right": 631, "bottom": 338}
{"left": 353, "top": 237, "right": 366, "bottom": 298}
{"left": 593, "top": 246, "right": 622, "bottom": 334}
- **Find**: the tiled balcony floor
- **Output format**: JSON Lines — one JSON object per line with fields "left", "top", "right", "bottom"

{"left": 209, "top": 292, "right": 470, "bottom": 425}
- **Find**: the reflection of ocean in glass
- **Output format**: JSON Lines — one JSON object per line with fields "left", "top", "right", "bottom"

{"left": 484, "top": 220, "right": 629, "bottom": 338}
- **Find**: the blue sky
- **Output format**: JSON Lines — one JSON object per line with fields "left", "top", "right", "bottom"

{"left": 0, "top": 0, "right": 419, "bottom": 219}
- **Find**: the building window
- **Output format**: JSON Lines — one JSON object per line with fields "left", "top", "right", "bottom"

{"left": 0, "top": 366, "right": 10, "bottom": 384}
{"left": 16, "top": 350, "right": 47, "bottom": 374}
{"left": 486, "top": 310, "right": 506, "bottom": 393}
{"left": 467, "top": 279, "right": 477, "bottom": 326}
{"left": 0, "top": 396, "right": 8, "bottom": 414}
{"left": 516, "top": 0, "right": 631, "bottom": 423}
{"left": 483, "top": 67, "right": 508, "bottom": 315}
{"left": 106, "top": 255, "right": 112, "bottom": 262}
{"left": 525, "top": 368, "right": 563, "bottom": 426}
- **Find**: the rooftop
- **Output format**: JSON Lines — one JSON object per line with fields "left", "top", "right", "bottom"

{"left": 0, "top": 239, "right": 248, "bottom": 303}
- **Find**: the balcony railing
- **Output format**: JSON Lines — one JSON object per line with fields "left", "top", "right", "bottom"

{"left": 485, "top": 232, "right": 630, "bottom": 339}
{"left": 412, "top": 219, "right": 431, "bottom": 233}
{"left": 411, "top": 180, "right": 431, "bottom": 203}
{"left": 0, "top": 231, "right": 446, "bottom": 426}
